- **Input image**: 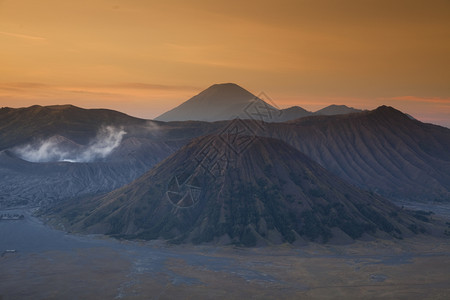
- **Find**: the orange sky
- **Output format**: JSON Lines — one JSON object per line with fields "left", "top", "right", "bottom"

{"left": 1, "top": 0, "right": 449, "bottom": 127}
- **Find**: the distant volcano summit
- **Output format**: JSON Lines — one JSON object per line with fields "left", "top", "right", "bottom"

{"left": 155, "top": 83, "right": 278, "bottom": 122}
{"left": 52, "top": 132, "right": 427, "bottom": 246}
{"left": 155, "top": 83, "right": 362, "bottom": 122}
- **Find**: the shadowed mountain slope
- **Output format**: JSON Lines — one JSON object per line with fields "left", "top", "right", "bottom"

{"left": 0, "top": 105, "right": 149, "bottom": 150}
{"left": 0, "top": 149, "right": 146, "bottom": 207}
{"left": 0, "top": 105, "right": 223, "bottom": 208}
{"left": 47, "top": 134, "right": 429, "bottom": 245}
{"left": 264, "top": 106, "right": 450, "bottom": 202}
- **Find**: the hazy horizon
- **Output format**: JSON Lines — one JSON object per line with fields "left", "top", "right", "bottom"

{"left": 1, "top": 1, "right": 449, "bottom": 127}
{"left": 2, "top": 85, "right": 450, "bottom": 128}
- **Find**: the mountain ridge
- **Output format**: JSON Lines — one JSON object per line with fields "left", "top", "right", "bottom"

{"left": 265, "top": 105, "right": 450, "bottom": 202}
{"left": 0, "top": 105, "right": 148, "bottom": 149}
{"left": 315, "top": 104, "right": 363, "bottom": 116}
{"left": 1, "top": 103, "right": 448, "bottom": 208}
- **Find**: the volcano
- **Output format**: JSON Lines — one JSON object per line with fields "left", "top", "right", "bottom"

{"left": 50, "top": 131, "right": 427, "bottom": 245}
{"left": 155, "top": 83, "right": 281, "bottom": 122}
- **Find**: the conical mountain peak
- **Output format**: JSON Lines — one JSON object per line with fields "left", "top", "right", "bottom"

{"left": 54, "top": 134, "right": 428, "bottom": 246}
{"left": 155, "top": 83, "right": 259, "bottom": 122}
{"left": 190, "top": 83, "right": 256, "bottom": 105}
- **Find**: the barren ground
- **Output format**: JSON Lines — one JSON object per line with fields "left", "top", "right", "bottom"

{"left": 1, "top": 208, "right": 449, "bottom": 299}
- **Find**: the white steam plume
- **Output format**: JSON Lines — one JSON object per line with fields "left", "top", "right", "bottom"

{"left": 78, "top": 126, "right": 126, "bottom": 162}
{"left": 14, "top": 126, "right": 126, "bottom": 163}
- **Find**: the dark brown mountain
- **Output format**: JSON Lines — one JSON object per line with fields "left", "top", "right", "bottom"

{"left": 48, "top": 133, "right": 429, "bottom": 246}
{"left": 263, "top": 106, "right": 450, "bottom": 202}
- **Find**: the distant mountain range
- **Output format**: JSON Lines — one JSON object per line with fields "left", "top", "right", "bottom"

{"left": 1, "top": 101, "right": 449, "bottom": 208}
{"left": 155, "top": 83, "right": 362, "bottom": 122}
{"left": 46, "top": 134, "right": 428, "bottom": 245}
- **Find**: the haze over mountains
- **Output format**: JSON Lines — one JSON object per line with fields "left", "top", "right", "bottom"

{"left": 1, "top": 83, "right": 449, "bottom": 245}
{"left": 155, "top": 83, "right": 362, "bottom": 122}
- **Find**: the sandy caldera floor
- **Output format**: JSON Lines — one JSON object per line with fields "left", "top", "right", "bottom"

{"left": 1, "top": 209, "right": 450, "bottom": 299}
{"left": 1, "top": 238, "right": 450, "bottom": 299}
